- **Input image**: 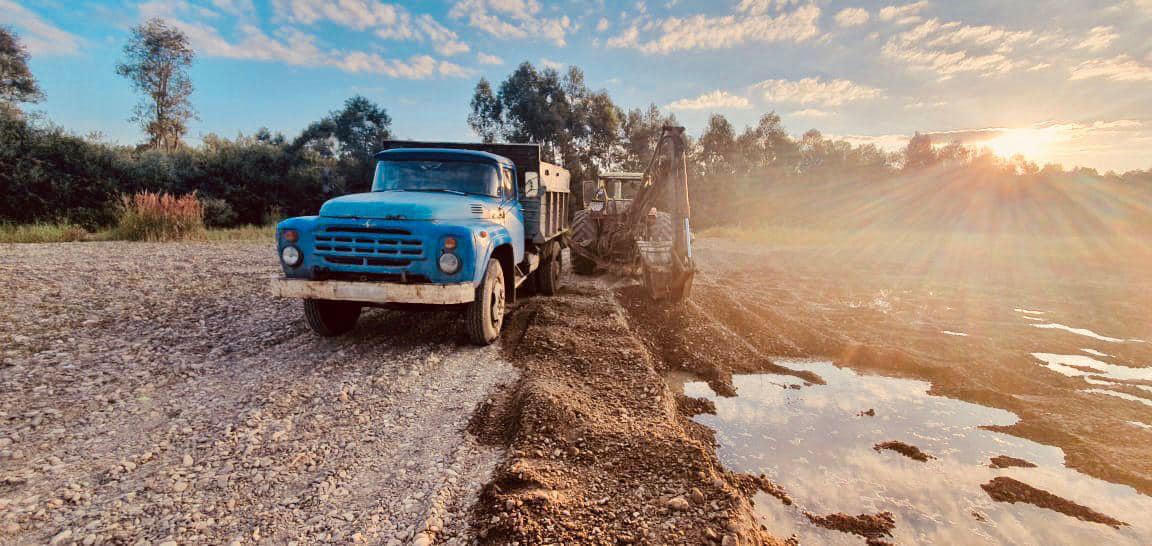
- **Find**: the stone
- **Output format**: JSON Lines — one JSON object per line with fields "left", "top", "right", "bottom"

{"left": 688, "top": 487, "right": 706, "bottom": 505}
{"left": 49, "top": 530, "right": 72, "bottom": 545}
{"left": 665, "top": 496, "right": 690, "bottom": 511}
{"left": 182, "top": 454, "right": 194, "bottom": 467}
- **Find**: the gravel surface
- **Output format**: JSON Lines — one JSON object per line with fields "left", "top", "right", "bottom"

{"left": 0, "top": 241, "right": 514, "bottom": 545}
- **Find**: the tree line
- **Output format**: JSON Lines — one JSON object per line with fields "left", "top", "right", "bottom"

{"left": 1, "top": 20, "right": 1150, "bottom": 230}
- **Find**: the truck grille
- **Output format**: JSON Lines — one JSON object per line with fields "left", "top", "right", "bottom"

{"left": 313, "top": 225, "right": 424, "bottom": 268}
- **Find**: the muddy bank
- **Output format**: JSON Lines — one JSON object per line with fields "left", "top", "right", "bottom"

{"left": 981, "top": 477, "right": 1127, "bottom": 528}
{"left": 873, "top": 441, "right": 935, "bottom": 462}
{"left": 469, "top": 280, "right": 784, "bottom": 544}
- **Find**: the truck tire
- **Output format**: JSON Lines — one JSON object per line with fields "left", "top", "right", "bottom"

{"left": 537, "top": 242, "right": 562, "bottom": 295}
{"left": 466, "top": 258, "right": 505, "bottom": 345}
{"left": 570, "top": 209, "right": 598, "bottom": 275}
{"left": 303, "top": 299, "right": 361, "bottom": 337}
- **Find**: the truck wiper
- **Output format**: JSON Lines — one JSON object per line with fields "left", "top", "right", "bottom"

{"left": 414, "top": 188, "right": 467, "bottom": 196}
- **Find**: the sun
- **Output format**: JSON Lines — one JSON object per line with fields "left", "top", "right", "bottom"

{"left": 983, "top": 129, "right": 1050, "bottom": 161}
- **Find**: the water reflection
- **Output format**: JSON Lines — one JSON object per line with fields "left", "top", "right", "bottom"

{"left": 679, "top": 360, "right": 1152, "bottom": 545}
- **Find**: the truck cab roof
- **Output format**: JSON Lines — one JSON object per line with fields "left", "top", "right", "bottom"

{"left": 374, "top": 148, "right": 515, "bottom": 169}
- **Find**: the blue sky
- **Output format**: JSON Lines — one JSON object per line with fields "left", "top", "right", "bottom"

{"left": 4, "top": 0, "right": 1152, "bottom": 171}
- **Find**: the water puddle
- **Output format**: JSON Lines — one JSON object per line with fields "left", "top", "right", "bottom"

{"left": 1031, "top": 353, "right": 1152, "bottom": 406}
{"left": 674, "top": 360, "right": 1152, "bottom": 545}
{"left": 1029, "top": 323, "right": 1125, "bottom": 343}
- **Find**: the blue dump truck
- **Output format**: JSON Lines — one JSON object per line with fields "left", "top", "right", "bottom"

{"left": 270, "top": 141, "right": 571, "bottom": 345}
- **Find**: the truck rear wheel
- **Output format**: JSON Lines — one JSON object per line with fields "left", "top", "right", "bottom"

{"left": 537, "top": 242, "right": 563, "bottom": 295}
{"left": 466, "top": 258, "right": 505, "bottom": 345}
{"left": 303, "top": 299, "right": 361, "bottom": 337}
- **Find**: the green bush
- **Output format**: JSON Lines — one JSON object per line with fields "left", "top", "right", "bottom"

{"left": 201, "top": 196, "right": 237, "bottom": 227}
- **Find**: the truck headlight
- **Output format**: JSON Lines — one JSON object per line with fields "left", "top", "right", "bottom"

{"left": 281, "top": 245, "right": 302, "bottom": 267}
{"left": 438, "top": 252, "right": 461, "bottom": 274}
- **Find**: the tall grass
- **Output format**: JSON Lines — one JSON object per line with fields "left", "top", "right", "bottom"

{"left": 0, "top": 223, "right": 90, "bottom": 243}
{"left": 113, "top": 192, "right": 206, "bottom": 241}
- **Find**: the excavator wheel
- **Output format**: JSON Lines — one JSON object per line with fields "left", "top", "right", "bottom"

{"left": 570, "top": 209, "right": 598, "bottom": 275}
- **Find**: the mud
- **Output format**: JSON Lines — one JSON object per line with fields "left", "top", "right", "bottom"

{"left": 803, "top": 511, "right": 895, "bottom": 541}
{"left": 873, "top": 441, "right": 935, "bottom": 462}
{"left": 989, "top": 455, "right": 1038, "bottom": 468}
{"left": 981, "top": 477, "right": 1127, "bottom": 528}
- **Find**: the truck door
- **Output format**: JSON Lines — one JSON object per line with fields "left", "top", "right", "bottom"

{"left": 499, "top": 165, "right": 526, "bottom": 263}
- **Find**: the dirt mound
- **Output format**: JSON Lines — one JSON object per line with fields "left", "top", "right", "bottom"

{"left": 873, "top": 441, "right": 935, "bottom": 462}
{"left": 675, "top": 393, "right": 717, "bottom": 416}
{"left": 980, "top": 477, "right": 1127, "bottom": 528}
{"left": 469, "top": 286, "right": 785, "bottom": 544}
{"left": 804, "top": 510, "right": 896, "bottom": 542}
{"left": 989, "top": 455, "right": 1037, "bottom": 468}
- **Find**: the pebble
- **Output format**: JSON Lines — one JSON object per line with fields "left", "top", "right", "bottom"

{"left": 49, "top": 529, "right": 72, "bottom": 545}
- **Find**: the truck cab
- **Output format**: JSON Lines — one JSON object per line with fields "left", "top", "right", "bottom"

{"left": 271, "top": 142, "right": 570, "bottom": 345}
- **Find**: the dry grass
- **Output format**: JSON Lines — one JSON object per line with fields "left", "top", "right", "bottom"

{"left": 205, "top": 224, "right": 276, "bottom": 241}
{"left": 113, "top": 192, "right": 206, "bottom": 241}
{"left": 0, "top": 223, "right": 90, "bottom": 244}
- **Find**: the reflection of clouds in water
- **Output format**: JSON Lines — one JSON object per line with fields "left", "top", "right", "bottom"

{"left": 1086, "top": 388, "right": 1152, "bottom": 407}
{"left": 1031, "top": 353, "right": 1152, "bottom": 382}
{"left": 688, "top": 360, "right": 1152, "bottom": 545}
{"left": 1082, "top": 348, "right": 1112, "bottom": 358}
{"left": 1031, "top": 323, "right": 1124, "bottom": 343}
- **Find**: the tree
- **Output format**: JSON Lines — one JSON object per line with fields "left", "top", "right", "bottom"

{"left": 902, "top": 132, "right": 937, "bottom": 171}
{"left": 116, "top": 18, "right": 195, "bottom": 152}
{"left": 466, "top": 61, "right": 621, "bottom": 182}
{"left": 467, "top": 78, "right": 502, "bottom": 143}
{"left": 699, "top": 114, "right": 736, "bottom": 176}
{"left": 0, "top": 27, "right": 44, "bottom": 116}
{"left": 620, "top": 104, "right": 677, "bottom": 170}
{"left": 331, "top": 96, "right": 393, "bottom": 161}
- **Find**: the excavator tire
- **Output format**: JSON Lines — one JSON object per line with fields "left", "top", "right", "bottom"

{"left": 570, "top": 209, "right": 598, "bottom": 275}
{"left": 646, "top": 211, "right": 675, "bottom": 242}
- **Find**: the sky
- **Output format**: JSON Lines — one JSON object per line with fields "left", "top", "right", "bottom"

{"left": 4, "top": 0, "right": 1152, "bottom": 172}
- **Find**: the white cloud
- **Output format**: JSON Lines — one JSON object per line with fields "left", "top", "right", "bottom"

{"left": 904, "top": 100, "right": 947, "bottom": 109}
{"left": 791, "top": 108, "right": 831, "bottom": 117}
{"left": 449, "top": 0, "right": 570, "bottom": 46}
{"left": 606, "top": 3, "right": 821, "bottom": 54}
{"left": 881, "top": 18, "right": 1038, "bottom": 77}
{"left": 878, "top": 1, "right": 928, "bottom": 22}
{"left": 1075, "top": 26, "right": 1117, "bottom": 52}
{"left": 753, "top": 77, "right": 883, "bottom": 106}
{"left": 273, "top": 0, "right": 406, "bottom": 31}
{"left": 540, "top": 58, "right": 565, "bottom": 70}
{"left": 738, "top": 0, "right": 799, "bottom": 16}
{"left": 210, "top": 0, "right": 255, "bottom": 17}
{"left": 476, "top": 52, "right": 503, "bottom": 65}
{"left": 596, "top": 17, "right": 610, "bottom": 32}
{"left": 172, "top": 20, "right": 466, "bottom": 79}
{"left": 1070, "top": 55, "right": 1152, "bottom": 81}
{"left": 0, "top": 0, "right": 81, "bottom": 55}
{"left": 273, "top": 0, "right": 468, "bottom": 55}
{"left": 666, "top": 90, "right": 752, "bottom": 110}
{"left": 835, "top": 8, "right": 870, "bottom": 27}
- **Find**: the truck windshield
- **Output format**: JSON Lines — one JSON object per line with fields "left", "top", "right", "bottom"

{"left": 372, "top": 160, "right": 499, "bottom": 197}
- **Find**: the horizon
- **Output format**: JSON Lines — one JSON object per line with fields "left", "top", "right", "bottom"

{"left": 4, "top": 0, "right": 1151, "bottom": 172}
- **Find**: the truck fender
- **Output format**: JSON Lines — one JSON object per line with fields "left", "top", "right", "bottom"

{"left": 475, "top": 226, "right": 516, "bottom": 302}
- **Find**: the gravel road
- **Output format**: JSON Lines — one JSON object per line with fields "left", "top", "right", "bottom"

{"left": 0, "top": 241, "right": 515, "bottom": 545}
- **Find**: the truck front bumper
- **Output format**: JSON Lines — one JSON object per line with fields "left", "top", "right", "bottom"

{"left": 270, "top": 277, "right": 475, "bottom": 305}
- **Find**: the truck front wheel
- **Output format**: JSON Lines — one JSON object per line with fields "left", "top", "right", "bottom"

{"left": 466, "top": 258, "right": 505, "bottom": 345}
{"left": 303, "top": 299, "right": 361, "bottom": 337}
